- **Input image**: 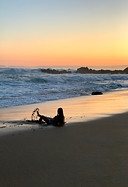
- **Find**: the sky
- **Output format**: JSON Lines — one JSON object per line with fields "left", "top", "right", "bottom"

{"left": 0, "top": 0, "right": 128, "bottom": 67}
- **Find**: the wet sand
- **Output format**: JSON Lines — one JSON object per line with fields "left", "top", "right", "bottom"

{"left": 0, "top": 90, "right": 128, "bottom": 136}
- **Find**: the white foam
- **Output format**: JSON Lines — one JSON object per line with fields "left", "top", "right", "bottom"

{"left": 0, "top": 67, "right": 128, "bottom": 108}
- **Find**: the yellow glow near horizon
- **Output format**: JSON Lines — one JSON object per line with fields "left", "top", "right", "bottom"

{"left": 1, "top": 3, "right": 128, "bottom": 67}
{"left": 1, "top": 29, "right": 128, "bottom": 66}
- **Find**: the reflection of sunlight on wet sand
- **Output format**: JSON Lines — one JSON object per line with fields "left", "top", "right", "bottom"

{"left": 63, "top": 90, "right": 128, "bottom": 123}
{"left": 64, "top": 90, "right": 128, "bottom": 123}
{"left": 0, "top": 90, "right": 128, "bottom": 125}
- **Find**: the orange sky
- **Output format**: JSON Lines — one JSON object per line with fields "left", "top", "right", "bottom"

{"left": 1, "top": 0, "right": 128, "bottom": 67}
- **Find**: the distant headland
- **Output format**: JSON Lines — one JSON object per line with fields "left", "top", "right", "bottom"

{"left": 41, "top": 67, "right": 128, "bottom": 74}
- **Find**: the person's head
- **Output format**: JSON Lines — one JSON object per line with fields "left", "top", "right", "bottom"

{"left": 57, "top": 108, "right": 64, "bottom": 117}
{"left": 57, "top": 108, "right": 64, "bottom": 125}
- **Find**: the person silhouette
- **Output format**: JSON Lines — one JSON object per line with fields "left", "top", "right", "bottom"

{"left": 37, "top": 107, "right": 65, "bottom": 127}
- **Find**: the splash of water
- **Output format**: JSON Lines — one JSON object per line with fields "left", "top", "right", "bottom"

{"left": 31, "top": 108, "right": 39, "bottom": 121}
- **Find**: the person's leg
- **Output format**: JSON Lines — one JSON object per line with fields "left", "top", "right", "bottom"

{"left": 39, "top": 115, "right": 50, "bottom": 123}
{"left": 37, "top": 111, "right": 51, "bottom": 124}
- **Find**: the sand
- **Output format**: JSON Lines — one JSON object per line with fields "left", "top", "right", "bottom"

{"left": 0, "top": 89, "right": 128, "bottom": 135}
{"left": 0, "top": 90, "right": 128, "bottom": 186}
{"left": 0, "top": 113, "right": 128, "bottom": 186}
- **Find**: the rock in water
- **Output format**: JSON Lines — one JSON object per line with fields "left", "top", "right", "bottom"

{"left": 91, "top": 91, "right": 103, "bottom": 95}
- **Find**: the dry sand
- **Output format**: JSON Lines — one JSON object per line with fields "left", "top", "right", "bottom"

{"left": 0, "top": 112, "right": 128, "bottom": 187}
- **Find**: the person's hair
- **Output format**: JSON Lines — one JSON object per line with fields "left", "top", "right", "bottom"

{"left": 57, "top": 108, "right": 64, "bottom": 124}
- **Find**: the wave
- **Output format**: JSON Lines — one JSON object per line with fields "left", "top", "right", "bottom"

{"left": 26, "top": 77, "right": 48, "bottom": 84}
{"left": 0, "top": 67, "right": 128, "bottom": 108}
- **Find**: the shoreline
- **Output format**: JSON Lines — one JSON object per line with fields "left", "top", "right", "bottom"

{"left": 0, "top": 89, "right": 128, "bottom": 136}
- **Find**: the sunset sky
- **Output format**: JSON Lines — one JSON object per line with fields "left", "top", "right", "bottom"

{"left": 0, "top": 0, "right": 128, "bottom": 67}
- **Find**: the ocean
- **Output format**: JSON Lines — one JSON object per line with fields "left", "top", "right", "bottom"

{"left": 0, "top": 65, "right": 128, "bottom": 108}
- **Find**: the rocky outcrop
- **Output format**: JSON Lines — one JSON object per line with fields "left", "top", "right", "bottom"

{"left": 76, "top": 67, "right": 128, "bottom": 74}
{"left": 41, "top": 67, "right": 128, "bottom": 74}
{"left": 124, "top": 67, "right": 128, "bottom": 73}
{"left": 41, "top": 68, "right": 72, "bottom": 74}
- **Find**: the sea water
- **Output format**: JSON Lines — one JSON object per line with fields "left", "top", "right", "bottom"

{"left": 0, "top": 66, "right": 128, "bottom": 108}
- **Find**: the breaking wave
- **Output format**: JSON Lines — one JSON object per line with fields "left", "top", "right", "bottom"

{"left": 0, "top": 67, "right": 128, "bottom": 108}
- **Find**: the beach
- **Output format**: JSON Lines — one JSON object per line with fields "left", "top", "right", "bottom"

{"left": 1, "top": 0, "right": 128, "bottom": 185}
{"left": 0, "top": 90, "right": 128, "bottom": 186}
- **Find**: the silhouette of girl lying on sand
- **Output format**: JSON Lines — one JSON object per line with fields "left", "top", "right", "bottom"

{"left": 37, "top": 108, "right": 65, "bottom": 127}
